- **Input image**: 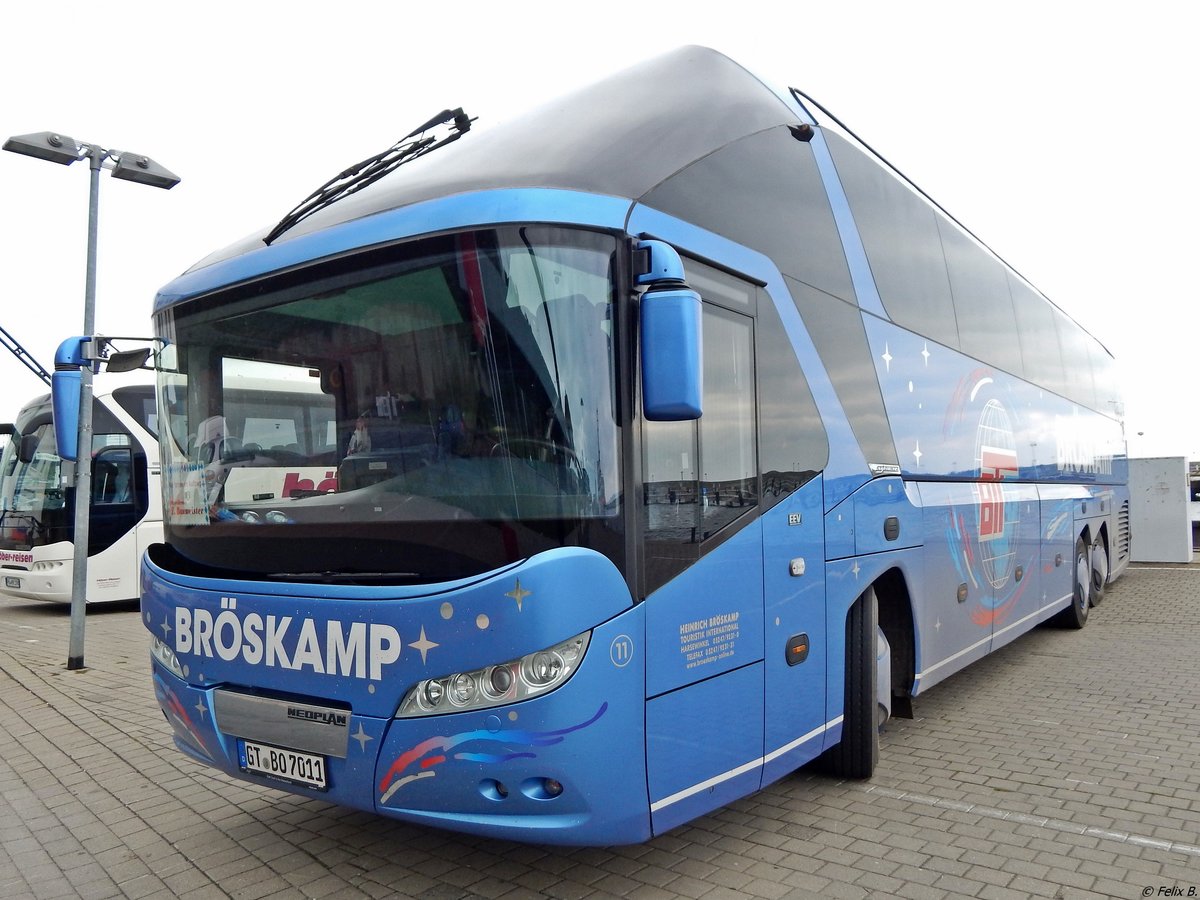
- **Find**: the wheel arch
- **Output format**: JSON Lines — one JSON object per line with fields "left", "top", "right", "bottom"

{"left": 873, "top": 566, "right": 916, "bottom": 717}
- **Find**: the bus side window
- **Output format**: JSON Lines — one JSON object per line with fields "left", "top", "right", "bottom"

{"left": 698, "top": 306, "right": 757, "bottom": 535}
{"left": 93, "top": 447, "right": 134, "bottom": 504}
{"left": 642, "top": 272, "right": 760, "bottom": 594}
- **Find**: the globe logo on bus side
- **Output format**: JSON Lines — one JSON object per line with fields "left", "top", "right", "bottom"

{"left": 973, "top": 398, "right": 1019, "bottom": 591}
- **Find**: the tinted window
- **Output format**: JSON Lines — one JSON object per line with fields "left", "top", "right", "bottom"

{"left": 1090, "top": 342, "right": 1122, "bottom": 417}
{"left": 112, "top": 386, "right": 158, "bottom": 438}
{"left": 939, "top": 218, "right": 1024, "bottom": 377}
{"left": 758, "top": 287, "right": 827, "bottom": 506}
{"left": 1054, "top": 309, "right": 1096, "bottom": 410}
{"left": 1010, "top": 275, "right": 1067, "bottom": 397}
{"left": 642, "top": 265, "right": 761, "bottom": 594}
{"left": 825, "top": 132, "right": 958, "bottom": 348}
{"left": 789, "top": 277, "right": 898, "bottom": 470}
{"left": 641, "top": 127, "right": 855, "bottom": 304}
{"left": 642, "top": 305, "right": 757, "bottom": 546}
{"left": 92, "top": 445, "right": 134, "bottom": 505}
{"left": 699, "top": 306, "right": 757, "bottom": 536}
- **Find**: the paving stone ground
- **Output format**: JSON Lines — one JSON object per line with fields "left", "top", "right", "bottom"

{"left": 0, "top": 563, "right": 1197, "bottom": 899}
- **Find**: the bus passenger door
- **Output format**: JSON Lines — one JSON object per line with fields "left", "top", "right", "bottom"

{"left": 760, "top": 476, "right": 827, "bottom": 786}
{"left": 642, "top": 297, "right": 766, "bottom": 836}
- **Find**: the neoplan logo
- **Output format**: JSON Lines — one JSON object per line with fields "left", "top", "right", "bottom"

{"left": 287, "top": 707, "right": 347, "bottom": 728}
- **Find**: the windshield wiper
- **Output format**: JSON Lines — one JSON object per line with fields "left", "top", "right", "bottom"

{"left": 263, "top": 107, "right": 476, "bottom": 246}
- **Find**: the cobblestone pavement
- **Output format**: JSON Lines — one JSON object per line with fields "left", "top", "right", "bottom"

{"left": 0, "top": 565, "right": 1197, "bottom": 900}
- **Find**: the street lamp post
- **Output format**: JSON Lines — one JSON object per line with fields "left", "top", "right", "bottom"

{"left": 3, "top": 131, "right": 178, "bottom": 670}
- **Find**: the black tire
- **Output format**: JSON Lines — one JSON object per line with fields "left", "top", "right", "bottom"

{"left": 821, "top": 587, "right": 879, "bottom": 778}
{"left": 1052, "top": 537, "right": 1090, "bottom": 629}
{"left": 1090, "top": 537, "right": 1108, "bottom": 605}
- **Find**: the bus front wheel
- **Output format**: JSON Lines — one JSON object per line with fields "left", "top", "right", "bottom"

{"left": 821, "top": 587, "right": 879, "bottom": 779}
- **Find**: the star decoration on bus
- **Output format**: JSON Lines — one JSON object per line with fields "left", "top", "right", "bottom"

{"left": 410, "top": 626, "right": 438, "bottom": 664}
{"left": 881, "top": 343, "right": 893, "bottom": 372}
{"left": 505, "top": 579, "right": 531, "bottom": 612}
{"left": 351, "top": 723, "right": 373, "bottom": 752}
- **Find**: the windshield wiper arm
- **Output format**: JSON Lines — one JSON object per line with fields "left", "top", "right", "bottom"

{"left": 263, "top": 107, "right": 476, "bottom": 246}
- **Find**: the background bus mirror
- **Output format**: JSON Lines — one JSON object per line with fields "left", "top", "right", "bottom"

{"left": 318, "top": 364, "right": 344, "bottom": 395}
{"left": 51, "top": 368, "right": 81, "bottom": 462}
{"left": 106, "top": 347, "right": 152, "bottom": 373}
{"left": 18, "top": 434, "right": 39, "bottom": 465}
{"left": 0, "top": 424, "right": 14, "bottom": 438}
{"left": 641, "top": 287, "right": 703, "bottom": 421}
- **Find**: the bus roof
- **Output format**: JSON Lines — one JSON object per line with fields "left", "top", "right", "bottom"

{"left": 180, "top": 47, "right": 796, "bottom": 274}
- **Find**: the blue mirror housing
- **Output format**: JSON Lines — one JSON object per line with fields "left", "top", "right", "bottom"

{"left": 635, "top": 239, "right": 687, "bottom": 286}
{"left": 51, "top": 336, "right": 90, "bottom": 463}
{"left": 637, "top": 241, "right": 702, "bottom": 421}
{"left": 641, "top": 287, "right": 702, "bottom": 421}
{"left": 51, "top": 370, "right": 81, "bottom": 462}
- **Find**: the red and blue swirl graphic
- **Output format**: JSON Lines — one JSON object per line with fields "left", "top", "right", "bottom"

{"left": 379, "top": 703, "right": 607, "bottom": 803}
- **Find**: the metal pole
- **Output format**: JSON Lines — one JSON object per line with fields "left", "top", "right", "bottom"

{"left": 66, "top": 148, "right": 102, "bottom": 670}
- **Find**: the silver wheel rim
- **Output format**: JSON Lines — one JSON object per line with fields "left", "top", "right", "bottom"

{"left": 1075, "top": 550, "right": 1090, "bottom": 611}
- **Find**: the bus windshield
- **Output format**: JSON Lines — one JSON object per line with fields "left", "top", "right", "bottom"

{"left": 0, "top": 408, "right": 69, "bottom": 551}
{"left": 155, "top": 226, "right": 623, "bottom": 583}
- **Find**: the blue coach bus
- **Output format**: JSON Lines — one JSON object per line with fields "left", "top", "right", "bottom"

{"left": 121, "top": 47, "right": 1126, "bottom": 844}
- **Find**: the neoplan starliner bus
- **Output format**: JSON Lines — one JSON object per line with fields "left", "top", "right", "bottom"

{"left": 84, "top": 47, "right": 1127, "bottom": 844}
{"left": 0, "top": 374, "right": 160, "bottom": 604}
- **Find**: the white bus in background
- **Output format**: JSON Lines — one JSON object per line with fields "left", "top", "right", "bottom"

{"left": 0, "top": 362, "right": 343, "bottom": 604}
{"left": 0, "top": 372, "right": 161, "bottom": 604}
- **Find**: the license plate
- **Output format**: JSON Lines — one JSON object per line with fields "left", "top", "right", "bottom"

{"left": 4, "top": 576, "right": 19, "bottom": 589}
{"left": 239, "top": 740, "right": 327, "bottom": 790}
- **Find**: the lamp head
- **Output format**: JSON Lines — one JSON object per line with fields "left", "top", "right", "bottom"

{"left": 112, "top": 152, "right": 180, "bottom": 190}
{"left": 3, "top": 131, "right": 81, "bottom": 166}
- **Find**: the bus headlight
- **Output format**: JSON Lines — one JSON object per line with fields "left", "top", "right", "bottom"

{"left": 150, "top": 635, "right": 187, "bottom": 679}
{"left": 396, "top": 632, "right": 590, "bottom": 718}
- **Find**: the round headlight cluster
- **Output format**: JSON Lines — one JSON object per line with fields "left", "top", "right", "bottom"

{"left": 397, "top": 632, "right": 590, "bottom": 718}
{"left": 150, "top": 635, "right": 187, "bottom": 679}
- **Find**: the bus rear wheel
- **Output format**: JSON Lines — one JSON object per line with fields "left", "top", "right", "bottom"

{"left": 1090, "top": 537, "right": 1108, "bottom": 605}
{"left": 1052, "top": 537, "right": 1090, "bottom": 629}
{"left": 820, "top": 587, "right": 879, "bottom": 779}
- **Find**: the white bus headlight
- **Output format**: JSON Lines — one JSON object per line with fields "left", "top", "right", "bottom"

{"left": 150, "top": 635, "right": 187, "bottom": 678}
{"left": 397, "top": 632, "right": 590, "bottom": 718}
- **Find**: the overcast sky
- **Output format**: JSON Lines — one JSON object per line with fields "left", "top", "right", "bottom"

{"left": 2, "top": 1, "right": 1195, "bottom": 458}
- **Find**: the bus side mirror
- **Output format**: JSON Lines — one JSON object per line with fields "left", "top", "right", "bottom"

{"left": 641, "top": 289, "right": 702, "bottom": 420}
{"left": 51, "top": 370, "right": 81, "bottom": 462}
{"left": 18, "top": 434, "right": 39, "bottom": 465}
{"left": 51, "top": 336, "right": 89, "bottom": 463}
{"left": 637, "top": 241, "right": 702, "bottom": 421}
{"left": 106, "top": 348, "right": 152, "bottom": 373}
